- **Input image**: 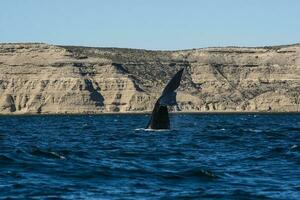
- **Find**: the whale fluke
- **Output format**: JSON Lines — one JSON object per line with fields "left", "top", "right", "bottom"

{"left": 146, "top": 69, "right": 184, "bottom": 129}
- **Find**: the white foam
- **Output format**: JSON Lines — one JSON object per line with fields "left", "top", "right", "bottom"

{"left": 134, "top": 128, "right": 172, "bottom": 132}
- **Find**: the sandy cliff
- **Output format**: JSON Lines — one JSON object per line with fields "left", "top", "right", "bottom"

{"left": 0, "top": 43, "right": 299, "bottom": 114}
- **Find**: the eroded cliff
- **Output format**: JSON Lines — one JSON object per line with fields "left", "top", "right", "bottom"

{"left": 0, "top": 43, "right": 299, "bottom": 114}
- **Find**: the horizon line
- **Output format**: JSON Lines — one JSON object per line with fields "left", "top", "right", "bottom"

{"left": 1, "top": 41, "right": 300, "bottom": 52}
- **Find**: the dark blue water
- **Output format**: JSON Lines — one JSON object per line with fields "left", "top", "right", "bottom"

{"left": 0, "top": 114, "right": 299, "bottom": 199}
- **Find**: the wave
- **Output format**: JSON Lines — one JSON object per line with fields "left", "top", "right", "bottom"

{"left": 159, "top": 168, "right": 218, "bottom": 181}
{"left": 0, "top": 154, "right": 15, "bottom": 164}
{"left": 30, "top": 148, "right": 66, "bottom": 160}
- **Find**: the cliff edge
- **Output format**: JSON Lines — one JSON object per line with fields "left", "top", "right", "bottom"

{"left": 0, "top": 43, "right": 299, "bottom": 114}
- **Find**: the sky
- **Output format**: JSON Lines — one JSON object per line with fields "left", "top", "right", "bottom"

{"left": 0, "top": 0, "right": 299, "bottom": 50}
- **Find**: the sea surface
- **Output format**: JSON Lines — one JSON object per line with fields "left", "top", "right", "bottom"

{"left": 0, "top": 114, "right": 299, "bottom": 199}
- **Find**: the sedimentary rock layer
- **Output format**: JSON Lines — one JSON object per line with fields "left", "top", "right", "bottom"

{"left": 0, "top": 43, "right": 299, "bottom": 114}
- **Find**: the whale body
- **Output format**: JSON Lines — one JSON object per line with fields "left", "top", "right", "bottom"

{"left": 146, "top": 69, "right": 184, "bottom": 129}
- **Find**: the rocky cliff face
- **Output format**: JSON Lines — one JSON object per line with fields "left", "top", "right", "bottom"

{"left": 0, "top": 43, "right": 299, "bottom": 114}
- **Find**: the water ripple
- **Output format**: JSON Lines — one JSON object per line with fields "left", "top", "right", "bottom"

{"left": 0, "top": 114, "right": 299, "bottom": 199}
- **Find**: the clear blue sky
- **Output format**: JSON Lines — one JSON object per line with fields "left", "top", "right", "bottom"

{"left": 0, "top": 0, "right": 299, "bottom": 50}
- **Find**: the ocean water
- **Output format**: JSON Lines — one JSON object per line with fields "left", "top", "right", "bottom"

{"left": 0, "top": 114, "right": 299, "bottom": 199}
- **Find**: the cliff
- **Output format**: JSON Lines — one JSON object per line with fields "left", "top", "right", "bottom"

{"left": 0, "top": 43, "right": 299, "bottom": 114}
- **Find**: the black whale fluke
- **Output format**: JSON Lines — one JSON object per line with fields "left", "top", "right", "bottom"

{"left": 146, "top": 68, "right": 184, "bottom": 130}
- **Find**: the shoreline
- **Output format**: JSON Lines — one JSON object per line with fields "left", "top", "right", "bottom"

{"left": 0, "top": 111, "right": 299, "bottom": 117}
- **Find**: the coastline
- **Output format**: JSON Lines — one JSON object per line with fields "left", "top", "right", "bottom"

{"left": 0, "top": 110, "right": 299, "bottom": 117}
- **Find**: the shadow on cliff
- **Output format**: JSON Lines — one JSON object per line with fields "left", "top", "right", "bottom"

{"left": 84, "top": 79, "right": 104, "bottom": 107}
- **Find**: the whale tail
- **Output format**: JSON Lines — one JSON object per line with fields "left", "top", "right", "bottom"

{"left": 146, "top": 69, "right": 184, "bottom": 129}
